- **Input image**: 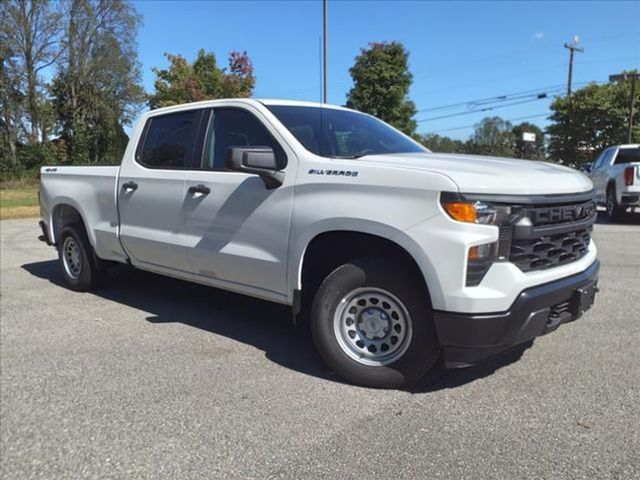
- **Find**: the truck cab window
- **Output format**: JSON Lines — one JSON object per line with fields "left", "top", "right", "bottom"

{"left": 138, "top": 110, "right": 201, "bottom": 168}
{"left": 203, "top": 108, "right": 285, "bottom": 170}
{"left": 614, "top": 147, "right": 640, "bottom": 164}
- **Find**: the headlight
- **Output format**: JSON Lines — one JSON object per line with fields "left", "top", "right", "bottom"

{"left": 441, "top": 193, "right": 523, "bottom": 287}
{"left": 442, "top": 200, "right": 513, "bottom": 226}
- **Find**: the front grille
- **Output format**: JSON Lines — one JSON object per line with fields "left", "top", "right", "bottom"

{"left": 525, "top": 200, "right": 596, "bottom": 226}
{"left": 449, "top": 191, "right": 597, "bottom": 284}
{"left": 510, "top": 227, "right": 592, "bottom": 272}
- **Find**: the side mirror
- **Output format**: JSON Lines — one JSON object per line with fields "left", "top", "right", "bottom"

{"left": 226, "top": 146, "right": 284, "bottom": 189}
{"left": 580, "top": 163, "right": 592, "bottom": 173}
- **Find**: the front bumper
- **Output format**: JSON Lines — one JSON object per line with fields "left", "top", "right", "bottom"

{"left": 434, "top": 259, "right": 600, "bottom": 368}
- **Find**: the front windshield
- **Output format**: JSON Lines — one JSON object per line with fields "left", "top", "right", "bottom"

{"left": 266, "top": 105, "right": 426, "bottom": 158}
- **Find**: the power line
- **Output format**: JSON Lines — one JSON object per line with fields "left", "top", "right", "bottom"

{"left": 416, "top": 85, "right": 566, "bottom": 114}
{"left": 427, "top": 113, "right": 550, "bottom": 134}
{"left": 415, "top": 80, "right": 605, "bottom": 125}
{"left": 417, "top": 96, "right": 551, "bottom": 123}
{"left": 416, "top": 82, "right": 598, "bottom": 114}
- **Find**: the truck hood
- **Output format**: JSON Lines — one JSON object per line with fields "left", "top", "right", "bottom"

{"left": 360, "top": 152, "right": 593, "bottom": 195}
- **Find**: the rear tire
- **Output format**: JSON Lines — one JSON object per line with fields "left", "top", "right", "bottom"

{"left": 58, "top": 223, "right": 105, "bottom": 291}
{"left": 310, "top": 257, "right": 440, "bottom": 389}
{"left": 606, "top": 185, "right": 625, "bottom": 222}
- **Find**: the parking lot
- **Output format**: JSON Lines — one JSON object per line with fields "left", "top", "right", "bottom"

{"left": 1, "top": 216, "right": 639, "bottom": 479}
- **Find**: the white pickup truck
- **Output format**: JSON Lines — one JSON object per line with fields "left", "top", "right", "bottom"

{"left": 39, "top": 99, "right": 600, "bottom": 388}
{"left": 588, "top": 144, "right": 640, "bottom": 221}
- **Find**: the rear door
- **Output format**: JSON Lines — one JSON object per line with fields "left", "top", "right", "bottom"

{"left": 118, "top": 108, "right": 207, "bottom": 273}
{"left": 181, "top": 106, "right": 296, "bottom": 298}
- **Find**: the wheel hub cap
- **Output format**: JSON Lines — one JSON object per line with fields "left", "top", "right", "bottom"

{"left": 359, "top": 308, "right": 390, "bottom": 339}
{"left": 333, "top": 287, "right": 413, "bottom": 366}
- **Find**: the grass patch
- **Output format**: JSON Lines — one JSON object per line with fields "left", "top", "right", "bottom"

{"left": 0, "top": 187, "right": 40, "bottom": 220}
{"left": 0, "top": 176, "right": 39, "bottom": 190}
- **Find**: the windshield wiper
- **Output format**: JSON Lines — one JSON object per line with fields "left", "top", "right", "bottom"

{"left": 332, "top": 151, "right": 379, "bottom": 159}
{"left": 332, "top": 154, "right": 367, "bottom": 159}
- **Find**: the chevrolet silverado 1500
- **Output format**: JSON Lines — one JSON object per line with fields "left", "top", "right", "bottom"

{"left": 39, "top": 99, "right": 600, "bottom": 388}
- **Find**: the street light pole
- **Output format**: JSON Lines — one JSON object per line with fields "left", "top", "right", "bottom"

{"left": 323, "top": 0, "right": 328, "bottom": 104}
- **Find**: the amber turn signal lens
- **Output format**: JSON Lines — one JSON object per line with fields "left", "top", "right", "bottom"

{"left": 442, "top": 202, "right": 477, "bottom": 223}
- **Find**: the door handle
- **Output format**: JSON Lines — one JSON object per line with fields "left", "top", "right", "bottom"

{"left": 122, "top": 181, "right": 138, "bottom": 192}
{"left": 188, "top": 184, "right": 211, "bottom": 195}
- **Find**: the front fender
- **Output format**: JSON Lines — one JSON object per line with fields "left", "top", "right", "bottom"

{"left": 287, "top": 218, "right": 442, "bottom": 306}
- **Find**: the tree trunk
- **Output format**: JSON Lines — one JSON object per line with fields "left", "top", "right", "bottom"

{"left": 26, "top": 53, "right": 39, "bottom": 144}
{"left": 0, "top": 58, "right": 18, "bottom": 166}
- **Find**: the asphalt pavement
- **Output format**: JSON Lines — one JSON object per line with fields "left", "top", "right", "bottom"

{"left": 1, "top": 216, "right": 639, "bottom": 479}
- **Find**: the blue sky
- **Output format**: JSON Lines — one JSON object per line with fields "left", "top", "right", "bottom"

{"left": 133, "top": 0, "right": 640, "bottom": 139}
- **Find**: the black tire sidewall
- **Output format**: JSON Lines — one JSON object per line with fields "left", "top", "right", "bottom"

{"left": 58, "top": 224, "right": 100, "bottom": 291}
{"left": 606, "top": 186, "right": 624, "bottom": 222}
{"left": 311, "top": 258, "right": 440, "bottom": 388}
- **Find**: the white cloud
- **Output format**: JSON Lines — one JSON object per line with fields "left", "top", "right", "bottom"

{"left": 534, "top": 32, "right": 545, "bottom": 40}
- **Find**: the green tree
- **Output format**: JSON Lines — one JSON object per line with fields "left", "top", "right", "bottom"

{"left": 1, "top": 0, "right": 61, "bottom": 145}
{"left": 148, "top": 49, "right": 255, "bottom": 109}
{"left": 466, "top": 116, "right": 515, "bottom": 157}
{"left": 416, "top": 133, "right": 466, "bottom": 153}
{"left": 512, "top": 122, "right": 545, "bottom": 160}
{"left": 346, "top": 41, "right": 417, "bottom": 136}
{"left": 51, "top": 0, "right": 144, "bottom": 165}
{"left": 547, "top": 79, "right": 640, "bottom": 167}
{"left": 1, "top": 36, "right": 24, "bottom": 170}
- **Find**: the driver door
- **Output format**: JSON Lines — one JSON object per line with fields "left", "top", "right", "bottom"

{"left": 181, "top": 106, "right": 296, "bottom": 299}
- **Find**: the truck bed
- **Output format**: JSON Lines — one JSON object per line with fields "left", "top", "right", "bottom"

{"left": 39, "top": 166, "right": 127, "bottom": 263}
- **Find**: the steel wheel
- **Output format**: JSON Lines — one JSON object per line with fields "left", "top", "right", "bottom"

{"left": 333, "top": 287, "right": 413, "bottom": 366}
{"left": 62, "top": 236, "right": 82, "bottom": 279}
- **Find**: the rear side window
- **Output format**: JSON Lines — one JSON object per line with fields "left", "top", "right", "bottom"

{"left": 138, "top": 110, "right": 202, "bottom": 168}
{"left": 614, "top": 147, "right": 640, "bottom": 165}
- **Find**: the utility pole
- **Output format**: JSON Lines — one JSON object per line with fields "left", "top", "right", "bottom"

{"left": 322, "top": 0, "right": 328, "bottom": 104}
{"left": 610, "top": 70, "right": 639, "bottom": 144}
{"left": 564, "top": 35, "right": 584, "bottom": 96}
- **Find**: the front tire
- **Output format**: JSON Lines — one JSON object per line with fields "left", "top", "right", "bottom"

{"left": 606, "top": 185, "right": 625, "bottom": 222}
{"left": 310, "top": 258, "right": 440, "bottom": 389}
{"left": 58, "top": 223, "right": 105, "bottom": 291}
